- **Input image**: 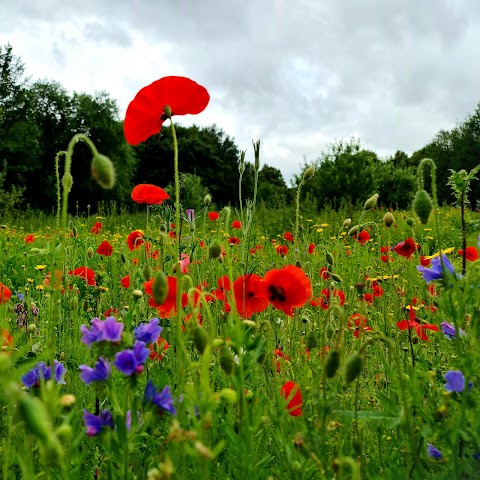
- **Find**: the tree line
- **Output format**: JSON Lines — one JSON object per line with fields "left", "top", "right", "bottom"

{"left": 1, "top": 43, "right": 479, "bottom": 216}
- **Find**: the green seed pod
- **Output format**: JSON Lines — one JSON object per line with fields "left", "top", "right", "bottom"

{"left": 219, "top": 346, "right": 235, "bottom": 375}
{"left": 331, "top": 273, "right": 343, "bottom": 283}
{"left": 413, "top": 189, "right": 433, "bottom": 225}
{"left": 303, "top": 165, "right": 316, "bottom": 181}
{"left": 192, "top": 326, "right": 208, "bottom": 355}
{"left": 86, "top": 247, "right": 94, "bottom": 259}
{"left": 343, "top": 218, "right": 352, "bottom": 228}
{"left": 70, "top": 296, "right": 79, "bottom": 310}
{"left": 204, "top": 194, "right": 212, "bottom": 206}
{"left": 325, "top": 349, "right": 341, "bottom": 378}
{"left": 364, "top": 193, "right": 379, "bottom": 210}
{"left": 143, "top": 263, "right": 153, "bottom": 281}
{"left": 91, "top": 154, "right": 115, "bottom": 189}
{"left": 348, "top": 225, "right": 360, "bottom": 237}
{"left": 152, "top": 272, "right": 168, "bottom": 305}
{"left": 306, "top": 331, "right": 317, "bottom": 351}
{"left": 208, "top": 239, "right": 222, "bottom": 259}
{"left": 382, "top": 212, "right": 394, "bottom": 227}
{"left": 62, "top": 173, "right": 73, "bottom": 193}
{"left": 325, "top": 323, "right": 336, "bottom": 341}
{"left": 325, "top": 252, "right": 334, "bottom": 266}
{"left": 343, "top": 351, "right": 364, "bottom": 384}
{"left": 19, "top": 395, "right": 53, "bottom": 442}
{"left": 405, "top": 217, "right": 415, "bottom": 227}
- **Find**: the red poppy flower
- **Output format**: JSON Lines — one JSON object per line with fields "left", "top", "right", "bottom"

{"left": 308, "top": 243, "right": 316, "bottom": 254}
{"left": 131, "top": 184, "right": 170, "bottom": 205}
{"left": 276, "top": 245, "right": 288, "bottom": 256}
{"left": 458, "top": 246, "right": 479, "bottom": 261}
{"left": 124, "top": 76, "right": 210, "bottom": 146}
{"left": 233, "top": 274, "right": 269, "bottom": 318}
{"left": 280, "top": 381, "right": 303, "bottom": 416}
{"left": 24, "top": 234, "right": 34, "bottom": 243}
{"left": 96, "top": 240, "right": 113, "bottom": 257}
{"left": 381, "top": 255, "right": 394, "bottom": 263}
{"left": 354, "top": 230, "right": 370, "bottom": 245}
{"left": 213, "top": 275, "right": 231, "bottom": 301}
{"left": 69, "top": 267, "right": 96, "bottom": 287}
{"left": 120, "top": 275, "right": 130, "bottom": 289}
{"left": 397, "top": 306, "right": 439, "bottom": 341}
{"left": 420, "top": 256, "right": 431, "bottom": 267}
{"left": 149, "top": 337, "right": 169, "bottom": 361}
{"left": 231, "top": 220, "right": 242, "bottom": 229}
{"left": 372, "top": 284, "right": 384, "bottom": 297}
{"left": 284, "top": 231, "right": 294, "bottom": 243}
{"left": 379, "top": 246, "right": 390, "bottom": 253}
{"left": 311, "top": 288, "right": 345, "bottom": 309}
{"left": 273, "top": 348, "right": 290, "bottom": 372}
{"left": 319, "top": 267, "right": 330, "bottom": 280}
{"left": 144, "top": 276, "right": 187, "bottom": 318}
{"left": 127, "top": 230, "right": 144, "bottom": 251}
{"left": 348, "top": 313, "right": 372, "bottom": 338}
{"left": 264, "top": 265, "right": 312, "bottom": 317}
{"left": 228, "top": 237, "right": 240, "bottom": 246}
{"left": 393, "top": 237, "right": 418, "bottom": 258}
{"left": 208, "top": 212, "right": 219, "bottom": 221}
{"left": 0, "top": 284, "right": 12, "bottom": 305}
{"left": 90, "top": 222, "right": 102, "bottom": 235}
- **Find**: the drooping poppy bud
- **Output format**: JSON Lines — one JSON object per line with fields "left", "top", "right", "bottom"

{"left": 204, "top": 194, "right": 212, "bottom": 206}
{"left": 152, "top": 272, "right": 168, "bottom": 305}
{"left": 343, "top": 351, "right": 364, "bottom": 384}
{"left": 364, "top": 193, "right": 379, "bottom": 211}
{"left": 306, "top": 331, "right": 317, "bottom": 351}
{"left": 383, "top": 212, "right": 394, "bottom": 227}
{"left": 348, "top": 225, "right": 360, "bottom": 237}
{"left": 413, "top": 189, "right": 433, "bottom": 225}
{"left": 325, "top": 349, "right": 341, "bottom": 378}
{"left": 325, "top": 252, "right": 334, "bottom": 266}
{"left": 192, "top": 326, "right": 208, "bottom": 355}
{"left": 303, "top": 165, "right": 315, "bottom": 181}
{"left": 209, "top": 239, "right": 222, "bottom": 259}
{"left": 143, "top": 264, "right": 153, "bottom": 281}
{"left": 91, "top": 155, "right": 115, "bottom": 189}
{"left": 219, "top": 346, "right": 235, "bottom": 375}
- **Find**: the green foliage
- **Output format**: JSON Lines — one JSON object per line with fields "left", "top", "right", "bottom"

{"left": 0, "top": 159, "right": 25, "bottom": 215}
{"left": 164, "top": 173, "right": 210, "bottom": 212}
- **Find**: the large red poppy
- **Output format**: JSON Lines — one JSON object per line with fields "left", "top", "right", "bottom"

{"left": 124, "top": 76, "right": 210, "bottom": 146}
{"left": 264, "top": 265, "right": 312, "bottom": 317}
{"left": 127, "top": 230, "right": 145, "bottom": 251}
{"left": 397, "top": 306, "right": 439, "bottom": 341}
{"left": 68, "top": 267, "right": 96, "bottom": 287}
{"left": 280, "top": 381, "right": 303, "bottom": 416}
{"left": 96, "top": 240, "right": 113, "bottom": 256}
{"left": 393, "top": 237, "right": 418, "bottom": 258}
{"left": 458, "top": 246, "right": 479, "bottom": 262}
{"left": 233, "top": 274, "right": 269, "bottom": 319}
{"left": 131, "top": 184, "right": 170, "bottom": 205}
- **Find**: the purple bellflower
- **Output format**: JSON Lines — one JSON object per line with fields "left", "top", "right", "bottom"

{"left": 83, "top": 409, "right": 114, "bottom": 436}
{"left": 113, "top": 340, "right": 150, "bottom": 376}
{"left": 440, "top": 321, "right": 466, "bottom": 340}
{"left": 79, "top": 357, "right": 111, "bottom": 384}
{"left": 444, "top": 370, "right": 466, "bottom": 392}
{"left": 134, "top": 317, "right": 162, "bottom": 344}
{"left": 144, "top": 381, "right": 176, "bottom": 415}
{"left": 81, "top": 316, "right": 123, "bottom": 348}
{"left": 427, "top": 443, "right": 443, "bottom": 459}
{"left": 21, "top": 360, "right": 67, "bottom": 388}
{"left": 416, "top": 255, "right": 457, "bottom": 284}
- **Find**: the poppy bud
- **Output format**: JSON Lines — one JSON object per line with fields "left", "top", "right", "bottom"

{"left": 62, "top": 173, "right": 73, "bottom": 193}
{"left": 343, "top": 218, "right": 352, "bottom": 228}
{"left": 132, "top": 289, "right": 143, "bottom": 299}
{"left": 208, "top": 239, "right": 222, "bottom": 259}
{"left": 303, "top": 165, "right": 315, "bottom": 181}
{"left": 70, "top": 296, "right": 78, "bottom": 310}
{"left": 325, "top": 323, "right": 336, "bottom": 341}
{"left": 219, "top": 388, "right": 238, "bottom": 403}
{"left": 192, "top": 326, "right": 208, "bottom": 355}
{"left": 331, "top": 273, "right": 343, "bottom": 283}
{"left": 306, "top": 331, "right": 317, "bottom": 351}
{"left": 325, "top": 252, "right": 334, "bottom": 266}
{"left": 87, "top": 247, "right": 94, "bottom": 259}
{"left": 91, "top": 154, "right": 115, "bottom": 189}
{"left": 343, "top": 351, "right": 363, "bottom": 385}
{"left": 383, "top": 212, "right": 394, "bottom": 227}
{"left": 219, "top": 346, "right": 235, "bottom": 375}
{"left": 59, "top": 394, "right": 76, "bottom": 409}
{"left": 71, "top": 225, "right": 78, "bottom": 238}
{"left": 348, "top": 225, "right": 360, "bottom": 237}
{"left": 143, "top": 263, "right": 153, "bottom": 281}
{"left": 152, "top": 272, "right": 168, "bottom": 305}
{"left": 413, "top": 189, "right": 433, "bottom": 225}
{"left": 163, "top": 105, "right": 172, "bottom": 118}
{"left": 204, "top": 194, "right": 212, "bottom": 206}
{"left": 28, "top": 323, "right": 36, "bottom": 333}
{"left": 325, "top": 349, "right": 341, "bottom": 378}
{"left": 364, "top": 193, "right": 379, "bottom": 211}
{"left": 405, "top": 217, "right": 415, "bottom": 227}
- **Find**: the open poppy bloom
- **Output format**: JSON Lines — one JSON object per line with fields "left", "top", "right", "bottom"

{"left": 208, "top": 211, "right": 219, "bottom": 221}
{"left": 144, "top": 276, "right": 187, "bottom": 318}
{"left": 457, "top": 246, "right": 479, "bottom": 262}
{"left": 97, "top": 240, "right": 113, "bottom": 257}
{"left": 310, "top": 287, "right": 345, "bottom": 309}
{"left": 280, "top": 381, "right": 303, "bottom": 416}
{"left": 284, "top": 232, "right": 294, "bottom": 243}
{"left": 264, "top": 265, "right": 312, "bottom": 317}
{"left": 233, "top": 274, "right": 269, "bottom": 318}
{"left": 354, "top": 230, "right": 370, "bottom": 245}
{"left": 276, "top": 245, "right": 288, "bottom": 256}
{"left": 24, "top": 234, "right": 34, "bottom": 243}
{"left": 397, "top": 306, "right": 439, "bottom": 341}
{"left": 69, "top": 267, "right": 96, "bottom": 287}
{"left": 231, "top": 220, "right": 242, "bottom": 229}
{"left": 124, "top": 76, "right": 210, "bottom": 145}
{"left": 90, "top": 222, "right": 102, "bottom": 235}
{"left": 131, "top": 184, "right": 170, "bottom": 205}
{"left": 393, "top": 237, "right": 418, "bottom": 258}
{"left": 127, "top": 230, "right": 145, "bottom": 251}
{"left": 0, "top": 283, "right": 12, "bottom": 305}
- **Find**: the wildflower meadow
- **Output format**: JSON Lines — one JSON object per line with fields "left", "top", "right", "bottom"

{"left": 1, "top": 76, "right": 480, "bottom": 480}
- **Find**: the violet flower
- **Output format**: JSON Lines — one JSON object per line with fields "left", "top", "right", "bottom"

{"left": 144, "top": 381, "right": 176, "bottom": 415}
{"left": 134, "top": 318, "right": 162, "bottom": 344}
{"left": 427, "top": 443, "right": 443, "bottom": 459}
{"left": 83, "top": 409, "right": 114, "bottom": 436}
{"left": 79, "top": 357, "right": 111, "bottom": 384}
{"left": 81, "top": 316, "right": 123, "bottom": 348}
{"left": 21, "top": 360, "right": 67, "bottom": 388}
{"left": 440, "top": 321, "right": 466, "bottom": 340}
{"left": 444, "top": 370, "right": 466, "bottom": 392}
{"left": 113, "top": 340, "right": 150, "bottom": 376}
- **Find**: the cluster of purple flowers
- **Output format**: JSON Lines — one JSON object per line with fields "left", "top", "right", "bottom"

{"left": 21, "top": 360, "right": 67, "bottom": 388}
{"left": 79, "top": 316, "right": 175, "bottom": 436}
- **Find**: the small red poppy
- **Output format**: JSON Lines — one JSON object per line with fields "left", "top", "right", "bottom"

{"left": 311, "top": 288, "right": 345, "bottom": 309}
{"left": 96, "top": 240, "right": 113, "bottom": 257}
{"left": 280, "top": 381, "right": 303, "bottom": 416}
{"left": 228, "top": 237, "right": 240, "bottom": 246}
{"left": 233, "top": 274, "right": 269, "bottom": 319}
{"left": 144, "top": 276, "right": 188, "bottom": 318}
{"left": 120, "top": 275, "right": 130, "bottom": 289}
{"left": 275, "top": 245, "right": 288, "bottom": 256}
{"left": 457, "top": 246, "right": 479, "bottom": 262}
{"left": 90, "top": 222, "right": 102, "bottom": 235}
{"left": 131, "top": 184, "right": 170, "bottom": 205}
{"left": 393, "top": 237, "right": 418, "bottom": 258}
{"left": 124, "top": 76, "right": 210, "bottom": 146}
{"left": 208, "top": 212, "right": 219, "bottom": 221}
{"left": 284, "top": 231, "right": 294, "bottom": 243}
{"left": 397, "top": 306, "right": 439, "bottom": 341}
{"left": 127, "top": 230, "right": 145, "bottom": 251}
{"left": 0, "top": 284, "right": 12, "bottom": 305}
{"left": 354, "top": 230, "right": 370, "bottom": 245}
{"left": 149, "top": 337, "right": 169, "bottom": 361}
{"left": 420, "top": 256, "right": 431, "bottom": 267}
{"left": 319, "top": 267, "right": 330, "bottom": 280}
{"left": 264, "top": 265, "right": 312, "bottom": 317}
{"left": 24, "top": 234, "right": 34, "bottom": 243}
{"left": 69, "top": 267, "right": 96, "bottom": 287}
{"left": 348, "top": 313, "right": 372, "bottom": 338}
{"left": 231, "top": 220, "right": 242, "bottom": 229}
{"left": 308, "top": 243, "right": 316, "bottom": 254}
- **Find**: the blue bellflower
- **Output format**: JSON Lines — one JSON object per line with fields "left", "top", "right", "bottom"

{"left": 79, "top": 357, "right": 111, "bottom": 384}
{"left": 444, "top": 370, "right": 465, "bottom": 392}
{"left": 440, "top": 321, "right": 466, "bottom": 340}
{"left": 427, "top": 443, "right": 443, "bottom": 459}
{"left": 416, "top": 255, "right": 456, "bottom": 284}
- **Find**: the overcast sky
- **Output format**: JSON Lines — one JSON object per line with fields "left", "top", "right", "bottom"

{"left": 1, "top": 0, "right": 480, "bottom": 183}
